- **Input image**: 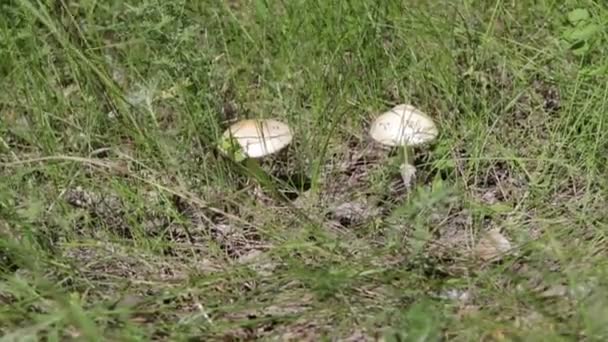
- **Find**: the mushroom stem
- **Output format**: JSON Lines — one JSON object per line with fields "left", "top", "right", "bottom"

{"left": 396, "top": 147, "right": 416, "bottom": 190}
{"left": 398, "top": 145, "right": 414, "bottom": 166}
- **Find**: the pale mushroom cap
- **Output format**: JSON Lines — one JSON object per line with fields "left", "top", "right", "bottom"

{"left": 222, "top": 119, "right": 293, "bottom": 158}
{"left": 369, "top": 104, "right": 438, "bottom": 147}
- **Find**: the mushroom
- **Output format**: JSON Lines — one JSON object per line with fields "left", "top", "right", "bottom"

{"left": 369, "top": 104, "right": 438, "bottom": 187}
{"left": 218, "top": 118, "right": 293, "bottom": 184}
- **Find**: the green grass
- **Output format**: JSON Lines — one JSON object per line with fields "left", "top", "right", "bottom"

{"left": 1, "top": 0, "right": 608, "bottom": 340}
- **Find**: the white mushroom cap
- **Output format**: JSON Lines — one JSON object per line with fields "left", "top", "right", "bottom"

{"left": 222, "top": 119, "right": 293, "bottom": 158}
{"left": 369, "top": 104, "right": 438, "bottom": 147}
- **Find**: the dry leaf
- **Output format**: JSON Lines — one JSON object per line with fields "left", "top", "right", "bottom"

{"left": 539, "top": 285, "right": 568, "bottom": 298}
{"left": 474, "top": 228, "right": 512, "bottom": 261}
{"left": 237, "top": 249, "right": 263, "bottom": 264}
{"left": 62, "top": 83, "right": 79, "bottom": 98}
{"left": 457, "top": 305, "right": 480, "bottom": 319}
{"left": 330, "top": 200, "right": 373, "bottom": 227}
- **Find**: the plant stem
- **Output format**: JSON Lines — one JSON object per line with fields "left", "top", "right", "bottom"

{"left": 244, "top": 158, "right": 289, "bottom": 203}
{"left": 244, "top": 158, "right": 272, "bottom": 185}
{"left": 397, "top": 146, "right": 416, "bottom": 189}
